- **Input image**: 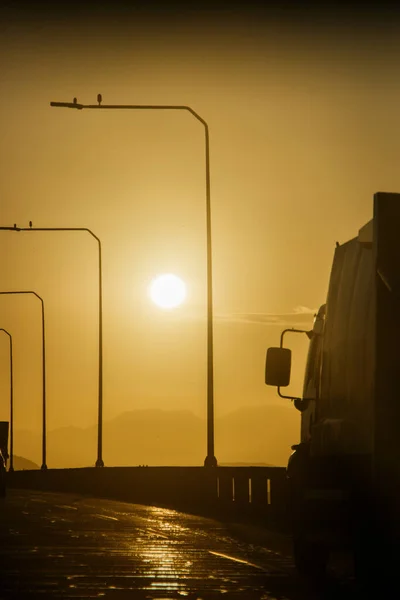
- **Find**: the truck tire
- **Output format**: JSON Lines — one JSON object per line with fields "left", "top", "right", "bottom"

{"left": 293, "top": 537, "right": 329, "bottom": 580}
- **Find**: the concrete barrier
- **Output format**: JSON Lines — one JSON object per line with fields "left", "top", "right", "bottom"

{"left": 7, "top": 465, "right": 289, "bottom": 529}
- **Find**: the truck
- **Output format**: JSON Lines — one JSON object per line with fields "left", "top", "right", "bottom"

{"left": 265, "top": 191, "right": 400, "bottom": 584}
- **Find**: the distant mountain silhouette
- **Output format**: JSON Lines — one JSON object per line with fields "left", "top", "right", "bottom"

{"left": 216, "top": 405, "right": 299, "bottom": 467}
{"left": 14, "top": 405, "right": 299, "bottom": 469}
{"left": 12, "top": 455, "right": 40, "bottom": 470}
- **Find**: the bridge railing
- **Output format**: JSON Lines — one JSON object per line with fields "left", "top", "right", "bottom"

{"left": 216, "top": 466, "right": 289, "bottom": 527}
{"left": 8, "top": 465, "right": 289, "bottom": 529}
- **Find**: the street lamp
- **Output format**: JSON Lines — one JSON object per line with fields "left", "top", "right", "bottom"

{"left": 50, "top": 95, "right": 217, "bottom": 467}
{"left": 0, "top": 228, "right": 104, "bottom": 467}
{"left": 0, "top": 291, "right": 47, "bottom": 469}
{"left": 0, "top": 328, "right": 13, "bottom": 472}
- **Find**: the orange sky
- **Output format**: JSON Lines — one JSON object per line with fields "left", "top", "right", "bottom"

{"left": 1, "top": 3, "right": 400, "bottom": 463}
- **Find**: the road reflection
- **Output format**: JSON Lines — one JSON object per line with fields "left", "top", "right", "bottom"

{"left": 0, "top": 491, "right": 366, "bottom": 599}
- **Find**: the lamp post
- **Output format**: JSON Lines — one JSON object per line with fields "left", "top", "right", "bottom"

{"left": 0, "top": 291, "right": 47, "bottom": 469}
{"left": 50, "top": 95, "right": 217, "bottom": 467}
{"left": 0, "top": 328, "right": 13, "bottom": 471}
{"left": 0, "top": 228, "right": 104, "bottom": 467}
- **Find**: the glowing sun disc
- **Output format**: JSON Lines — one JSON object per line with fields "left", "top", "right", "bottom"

{"left": 149, "top": 274, "right": 187, "bottom": 309}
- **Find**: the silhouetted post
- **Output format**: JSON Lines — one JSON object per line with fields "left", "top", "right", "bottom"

{"left": 0, "top": 291, "right": 47, "bottom": 469}
{"left": 0, "top": 228, "right": 104, "bottom": 467}
{"left": 0, "top": 329, "right": 13, "bottom": 472}
{"left": 50, "top": 96, "right": 217, "bottom": 467}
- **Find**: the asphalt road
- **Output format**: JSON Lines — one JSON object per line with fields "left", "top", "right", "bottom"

{"left": 0, "top": 490, "right": 358, "bottom": 599}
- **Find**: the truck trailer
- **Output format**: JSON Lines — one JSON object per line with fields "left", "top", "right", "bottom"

{"left": 265, "top": 192, "right": 400, "bottom": 583}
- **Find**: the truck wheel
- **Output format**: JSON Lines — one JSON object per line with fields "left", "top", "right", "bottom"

{"left": 293, "top": 537, "right": 329, "bottom": 580}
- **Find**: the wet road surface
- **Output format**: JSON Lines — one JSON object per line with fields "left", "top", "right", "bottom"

{"left": 0, "top": 490, "right": 358, "bottom": 599}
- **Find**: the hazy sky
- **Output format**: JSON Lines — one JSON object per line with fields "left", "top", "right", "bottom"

{"left": 1, "top": 2, "right": 400, "bottom": 459}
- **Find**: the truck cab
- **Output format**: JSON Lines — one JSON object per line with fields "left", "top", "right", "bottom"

{"left": 265, "top": 192, "right": 400, "bottom": 583}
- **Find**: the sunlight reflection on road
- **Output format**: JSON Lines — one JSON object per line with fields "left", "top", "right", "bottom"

{"left": 0, "top": 491, "right": 360, "bottom": 599}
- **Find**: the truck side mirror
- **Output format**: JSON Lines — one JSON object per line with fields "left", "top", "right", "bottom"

{"left": 265, "top": 347, "right": 292, "bottom": 387}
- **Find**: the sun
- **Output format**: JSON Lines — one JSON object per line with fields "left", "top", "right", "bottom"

{"left": 149, "top": 274, "right": 187, "bottom": 309}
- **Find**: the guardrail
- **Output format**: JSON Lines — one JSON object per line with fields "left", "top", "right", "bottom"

{"left": 216, "top": 466, "right": 289, "bottom": 527}
{"left": 7, "top": 465, "right": 289, "bottom": 529}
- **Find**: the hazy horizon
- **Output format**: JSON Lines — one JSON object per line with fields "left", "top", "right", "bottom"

{"left": 12, "top": 403, "right": 300, "bottom": 469}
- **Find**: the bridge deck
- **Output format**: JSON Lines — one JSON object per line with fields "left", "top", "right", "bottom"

{"left": 0, "top": 490, "right": 356, "bottom": 598}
